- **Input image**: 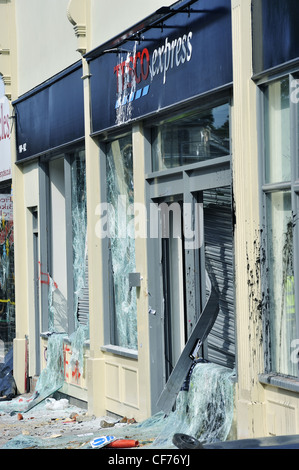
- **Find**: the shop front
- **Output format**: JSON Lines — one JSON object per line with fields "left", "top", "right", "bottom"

{"left": 12, "top": 61, "right": 89, "bottom": 399}
{"left": 85, "top": 0, "right": 235, "bottom": 418}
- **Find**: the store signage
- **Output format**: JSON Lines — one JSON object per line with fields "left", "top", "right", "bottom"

{"left": 113, "top": 32, "right": 193, "bottom": 111}
{"left": 114, "top": 32, "right": 193, "bottom": 93}
{"left": 14, "top": 62, "right": 84, "bottom": 161}
{"left": 0, "top": 93, "right": 12, "bottom": 181}
{"left": 89, "top": 0, "right": 232, "bottom": 134}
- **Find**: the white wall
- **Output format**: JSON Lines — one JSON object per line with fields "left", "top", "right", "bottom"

{"left": 90, "top": 0, "right": 175, "bottom": 49}
{"left": 14, "top": 0, "right": 179, "bottom": 95}
{"left": 15, "top": 0, "right": 80, "bottom": 96}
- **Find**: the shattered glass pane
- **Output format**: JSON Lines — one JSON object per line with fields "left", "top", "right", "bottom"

{"left": 106, "top": 135, "right": 137, "bottom": 349}
{"left": 142, "top": 362, "right": 235, "bottom": 448}
{"left": 34, "top": 333, "right": 64, "bottom": 396}
{"left": 71, "top": 150, "right": 88, "bottom": 329}
{"left": 0, "top": 333, "right": 64, "bottom": 414}
{"left": 69, "top": 323, "right": 89, "bottom": 375}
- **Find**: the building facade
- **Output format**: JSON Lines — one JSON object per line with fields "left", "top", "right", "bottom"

{"left": 1, "top": 0, "right": 299, "bottom": 439}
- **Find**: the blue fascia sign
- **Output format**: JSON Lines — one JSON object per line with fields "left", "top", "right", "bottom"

{"left": 252, "top": 0, "right": 299, "bottom": 76}
{"left": 89, "top": 0, "right": 233, "bottom": 135}
{"left": 13, "top": 62, "right": 85, "bottom": 161}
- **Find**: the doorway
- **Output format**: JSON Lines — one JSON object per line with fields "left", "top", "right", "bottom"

{"left": 147, "top": 162, "right": 235, "bottom": 411}
{"left": 146, "top": 101, "right": 235, "bottom": 410}
{"left": 161, "top": 199, "right": 187, "bottom": 379}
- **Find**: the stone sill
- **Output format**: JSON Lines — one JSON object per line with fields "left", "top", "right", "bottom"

{"left": 259, "top": 373, "right": 299, "bottom": 394}
{"left": 101, "top": 344, "right": 138, "bottom": 360}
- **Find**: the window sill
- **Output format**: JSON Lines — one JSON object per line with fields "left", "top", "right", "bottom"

{"left": 259, "top": 373, "right": 299, "bottom": 394}
{"left": 101, "top": 344, "right": 138, "bottom": 360}
{"left": 40, "top": 332, "right": 90, "bottom": 349}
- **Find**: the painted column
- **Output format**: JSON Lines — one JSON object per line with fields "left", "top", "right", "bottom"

{"left": 132, "top": 123, "right": 152, "bottom": 419}
{"left": 82, "top": 57, "right": 107, "bottom": 416}
{"left": 231, "top": 0, "right": 266, "bottom": 438}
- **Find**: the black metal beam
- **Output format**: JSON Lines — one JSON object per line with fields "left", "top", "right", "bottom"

{"left": 84, "top": 0, "right": 202, "bottom": 61}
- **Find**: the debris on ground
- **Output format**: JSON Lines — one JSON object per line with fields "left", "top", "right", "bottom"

{"left": 0, "top": 395, "right": 141, "bottom": 449}
{"left": 0, "top": 362, "right": 236, "bottom": 449}
{"left": 0, "top": 348, "right": 16, "bottom": 400}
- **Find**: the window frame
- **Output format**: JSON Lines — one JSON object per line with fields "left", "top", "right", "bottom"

{"left": 38, "top": 148, "right": 87, "bottom": 337}
{"left": 258, "top": 72, "right": 299, "bottom": 382}
{"left": 99, "top": 130, "right": 139, "bottom": 359}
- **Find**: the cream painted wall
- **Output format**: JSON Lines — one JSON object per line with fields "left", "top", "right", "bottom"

{"left": 23, "top": 163, "right": 39, "bottom": 378}
{"left": 14, "top": 0, "right": 178, "bottom": 95}
{"left": 15, "top": 0, "right": 80, "bottom": 96}
{"left": 231, "top": 0, "right": 266, "bottom": 438}
{"left": 90, "top": 0, "right": 176, "bottom": 49}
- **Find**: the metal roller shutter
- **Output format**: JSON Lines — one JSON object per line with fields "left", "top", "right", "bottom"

{"left": 77, "top": 255, "right": 89, "bottom": 326}
{"left": 203, "top": 187, "right": 235, "bottom": 369}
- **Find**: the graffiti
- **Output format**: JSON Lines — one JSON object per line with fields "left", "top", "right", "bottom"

{"left": 63, "top": 344, "right": 70, "bottom": 379}
{"left": 38, "top": 262, "right": 58, "bottom": 288}
{"left": 63, "top": 343, "right": 82, "bottom": 385}
{"left": 0, "top": 206, "right": 15, "bottom": 347}
{"left": 71, "top": 360, "right": 81, "bottom": 384}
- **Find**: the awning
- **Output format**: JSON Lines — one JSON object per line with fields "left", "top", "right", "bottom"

{"left": 13, "top": 61, "right": 85, "bottom": 162}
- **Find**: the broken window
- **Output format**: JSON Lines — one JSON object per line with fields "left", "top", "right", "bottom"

{"left": 71, "top": 150, "right": 88, "bottom": 328}
{"left": 106, "top": 134, "right": 137, "bottom": 350}
{"left": 46, "top": 150, "right": 88, "bottom": 334}
{"left": 48, "top": 158, "right": 68, "bottom": 333}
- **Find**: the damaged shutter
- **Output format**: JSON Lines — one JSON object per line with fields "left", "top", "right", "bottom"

{"left": 77, "top": 255, "right": 89, "bottom": 326}
{"left": 203, "top": 187, "right": 235, "bottom": 369}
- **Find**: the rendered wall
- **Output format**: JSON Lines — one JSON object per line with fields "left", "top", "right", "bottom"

{"left": 15, "top": 0, "right": 79, "bottom": 96}
{"left": 89, "top": 0, "right": 179, "bottom": 49}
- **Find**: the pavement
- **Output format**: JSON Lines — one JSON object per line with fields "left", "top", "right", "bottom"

{"left": 0, "top": 394, "right": 151, "bottom": 450}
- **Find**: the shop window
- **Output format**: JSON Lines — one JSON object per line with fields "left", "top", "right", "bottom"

{"left": 151, "top": 103, "right": 230, "bottom": 171}
{"left": 47, "top": 158, "right": 68, "bottom": 333}
{"left": 106, "top": 134, "right": 137, "bottom": 350}
{"left": 264, "top": 77, "right": 291, "bottom": 184}
{"left": 265, "top": 191, "right": 296, "bottom": 375}
{"left": 261, "top": 76, "right": 298, "bottom": 376}
{"left": 0, "top": 183, "right": 14, "bottom": 356}
{"left": 41, "top": 150, "right": 88, "bottom": 335}
{"left": 71, "top": 151, "right": 88, "bottom": 327}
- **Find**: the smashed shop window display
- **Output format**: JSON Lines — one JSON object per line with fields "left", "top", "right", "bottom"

{"left": 1, "top": 362, "right": 235, "bottom": 449}
{"left": 79, "top": 362, "right": 235, "bottom": 449}
{"left": 106, "top": 136, "right": 138, "bottom": 350}
{"left": 0, "top": 333, "right": 64, "bottom": 414}
{"left": 71, "top": 153, "right": 88, "bottom": 330}
{"left": 0, "top": 154, "right": 89, "bottom": 414}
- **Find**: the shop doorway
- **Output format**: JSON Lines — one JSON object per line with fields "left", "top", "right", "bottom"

{"left": 160, "top": 199, "right": 187, "bottom": 379}
{"left": 147, "top": 164, "right": 235, "bottom": 411}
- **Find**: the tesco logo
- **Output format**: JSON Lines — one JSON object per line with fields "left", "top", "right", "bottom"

{"left": 114, "top": 31, "right": 193, "bottom": 93}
